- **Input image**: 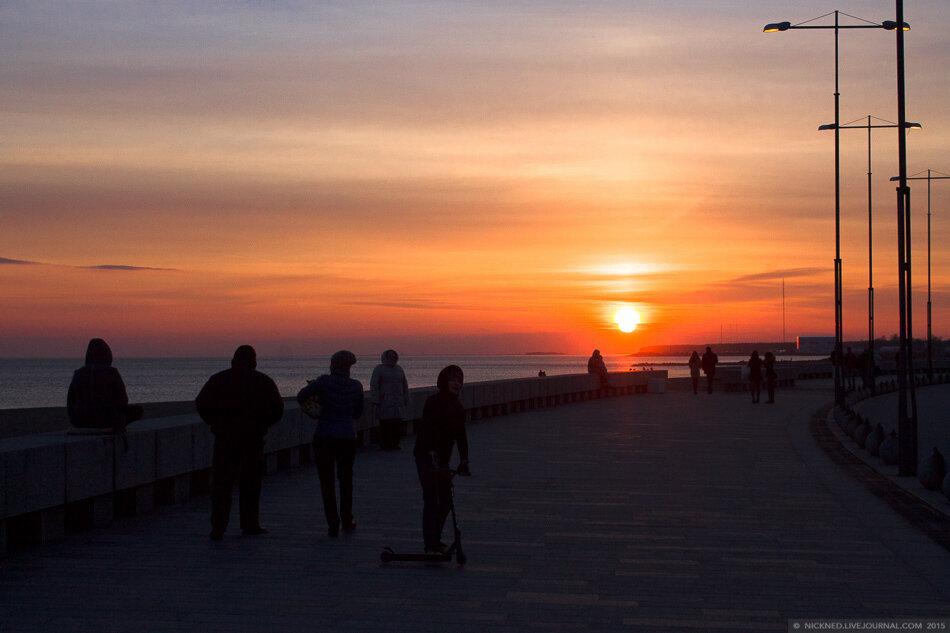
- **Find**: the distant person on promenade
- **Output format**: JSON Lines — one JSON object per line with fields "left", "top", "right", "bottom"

{"left": 297, "top": 350, "right": 364, "bottom": 538}
{"left": 748, "top": 350, "right": 762, "bottom": 404}
{"left": 701, "top": 346, "right": 718, "bottom": 394}
{"left": 859, "top": 348, "right": 878, "bottom": 395}
{"left": 764, "top": 351, "right": 777, "bottom": 404}
{"left": 67, "top": 338, "right": 143, "bottom": 432}
{"left": 587, "top": 349, "right": 611, "bottom": 388}
{"left": 196, "top": 345, "right": 284, "bottom": 541}
{"left": 843, "top": 347, "right": 858, "bottom": 391}
{"left": 688, "top": 351, "right": 702, "bottom": 395}
{"left": 413, "top": 365, "right": 470, "bottom": 555}
{"left": 370, "top": 349, "right": 411, "bottom": 451}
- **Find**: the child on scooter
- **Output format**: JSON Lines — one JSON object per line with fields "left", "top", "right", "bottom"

{"left": 413, "top": 365, "right": 470, "bottom": 554}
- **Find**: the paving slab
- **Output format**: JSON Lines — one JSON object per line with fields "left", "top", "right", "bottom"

{"left": 1, "top": 382, "right": 949, "bottom": 632}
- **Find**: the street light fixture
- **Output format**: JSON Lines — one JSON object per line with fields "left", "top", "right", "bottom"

{"left": 763, "top": 11, "right": 909, "bottom": 406}
{"left": 890, "top": 170, "right": 950, "bottom": 379}
{"left": 821, "top": 117, "right": 921, "bottom": 394}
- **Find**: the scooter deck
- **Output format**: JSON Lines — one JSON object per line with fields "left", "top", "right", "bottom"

{"left": 380, "top": 546, "right": 466, "bottom": 565}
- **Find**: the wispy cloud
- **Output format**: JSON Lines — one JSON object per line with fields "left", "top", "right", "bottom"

{"left": 0, "top": 256, "right": 39, "bottom": 265}
{"left": 82, "top": 264, "right": 178, "bottom": 272}
{"left": 1, "top": 256, "right": 177, "bottom": 271}
{"left": 730, "top": 268, "right": 825, "bottom": 284}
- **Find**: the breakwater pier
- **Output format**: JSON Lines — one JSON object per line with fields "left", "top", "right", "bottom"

{"left": 1, "top": 366, "right": 949, "bottom": 631}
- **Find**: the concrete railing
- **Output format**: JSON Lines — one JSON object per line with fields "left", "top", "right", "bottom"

{"left": 0, "top": 370, "right": 665, "bottom": 556}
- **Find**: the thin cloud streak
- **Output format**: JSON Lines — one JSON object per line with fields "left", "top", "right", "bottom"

{"left": 0, "top": 257, "right": 38, "bottom": 265}
{"left": 730, "top": 268, "right": 826, "bottom": 283}
{"left": 82, "top": 265, "right": 178, "bottom": 272}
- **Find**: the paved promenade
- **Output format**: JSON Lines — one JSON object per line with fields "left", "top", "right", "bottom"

{"left": 1, "top": 382, "right": 949, "bottom": 632}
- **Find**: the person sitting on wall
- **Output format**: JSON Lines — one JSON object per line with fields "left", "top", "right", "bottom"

{"left": 67, "top": 338, "right": 143, "bottom": 432}
{"left": 587, "top": 349, "right": 611, "bottom": 388}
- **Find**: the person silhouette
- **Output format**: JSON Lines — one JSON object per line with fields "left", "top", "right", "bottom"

{"left": 587, "top": 349, "right": 611, "bottom": 388}
{"left": 764, "top": 351, "right": 777, "bottom": 404}
{"left": 196, "top": 345, "right": 284, "bottom": 541}
{"left": 701, "top": 346, "right": 718, "bottom": 394}
{"left": 688, "top": 351, "right": 701, "bottom": 395}
{"left": 297, "top": 350, "right": 364, "bottom": 538}
{"left": 370, "top": 349, "right": 411, "bottom": 450}
{"left": 413, "top": 365, "right": 470, "bottom": 554}
{"left": 67, "top": 338, "right": 143, "bottom": 432}
{"left": 843, "top": 347, "right": 858, "bottom": 391}
{"left": 748, "top": 350, "right": 762, "bottom": 404}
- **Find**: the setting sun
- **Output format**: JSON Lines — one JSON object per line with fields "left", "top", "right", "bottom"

{"left": 614, "top": 308, "right": 641, "bottom": 334}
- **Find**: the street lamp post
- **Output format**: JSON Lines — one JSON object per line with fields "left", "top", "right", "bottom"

{"left": 763, "top": 12, "right": 908, "bottom": 406}
{"left": 891, "top": 170, "right": 950, "bottom": 378}
{"left": 893, "top": 0, "right": 918, "bottom": 477}
{"left": 821, "top": 117, "right": 921, "bottom": 394}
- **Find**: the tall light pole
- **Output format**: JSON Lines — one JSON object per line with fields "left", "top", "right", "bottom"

{"left": 821, "top": 117, "right": 921, "bottom": 394}
{"left": 893, "top": 0, "right": 917, "bottom": 477}
{"left": 763, "top": 12, "right": 908, "bottom": 406}
{"left": 892, "top": 170, "right": 950, "bottom": 379}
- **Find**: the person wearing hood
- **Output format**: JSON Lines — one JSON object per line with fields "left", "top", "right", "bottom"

{"left": 413, "top": 365, "right": 470, "bottom": 555}
{"left": 67, "top": 338, "right": 143, "bottom": 430}
{"left": 297, "top": 350, "right": 364, "bottom": 538}
{"left": 370, "top": 349, "right": 411, "bottom": 450}
{"left": 587, "top": 349, "right": 611, "bottom": 388}
{"left": 196, "top": 345, "right": 284, "bottom": 541}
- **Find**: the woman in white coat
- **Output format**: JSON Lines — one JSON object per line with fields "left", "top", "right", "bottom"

{"left": 370, "top": 349, "right": 411, "bottom": 450}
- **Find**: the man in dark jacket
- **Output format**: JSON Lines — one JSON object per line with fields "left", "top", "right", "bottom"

{"left": 196, "top": 345, "right": 284, "bottom": 541}
{"left": 67, "top": 338, "right": 143, "bottom": 430}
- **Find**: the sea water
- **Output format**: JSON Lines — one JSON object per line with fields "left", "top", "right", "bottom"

{"left": 0, "top": 354, "right": 815, "bottom": 410}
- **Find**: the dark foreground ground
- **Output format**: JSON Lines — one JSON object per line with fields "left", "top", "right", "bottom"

{"left": 1, "top": 381, "right": 948, "bottom": 632}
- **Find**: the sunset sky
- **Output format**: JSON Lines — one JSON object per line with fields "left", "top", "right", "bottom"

{"left": 2, "top": 1, "right": 949, "bottom": 357}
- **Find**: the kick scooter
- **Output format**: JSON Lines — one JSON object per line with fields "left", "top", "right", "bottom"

{"left": 380, "top": 468, "right": 467, "bottom": 566}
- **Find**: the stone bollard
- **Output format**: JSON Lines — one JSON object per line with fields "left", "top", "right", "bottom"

{"left": 854, "top": 418, "right": 871, "bottom": 448}
{"left": 864, "top": 424, "right": 885, "bottom": 457}
{"left": 918, "top": 447, "right": 946, "bottom": 491}
{"left": 879, "top": 430, "right": 900, "bottom": 466}
{"left": 844, "top": 413, "right": 860, "bottom": 439}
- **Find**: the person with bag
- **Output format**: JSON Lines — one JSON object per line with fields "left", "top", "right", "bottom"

{"left": 370, "top": 349, "right": 411, "bottom": 450}
{"left": 297, "top": 350, "right": 364, "bottom": 538}
{"left": 413, "top": 365, "right": 470, "bottom": 555}
{"left": 196, "top": 345, "right": 284, "bottom": 541}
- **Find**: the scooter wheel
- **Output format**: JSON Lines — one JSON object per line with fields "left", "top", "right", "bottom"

{"left": 380, "top": 548, "right": 393, "bottom": 563}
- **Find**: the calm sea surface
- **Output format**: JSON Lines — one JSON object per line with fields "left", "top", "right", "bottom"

{"left": 0, "top": 354, "right": 819, "bottom": 410}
